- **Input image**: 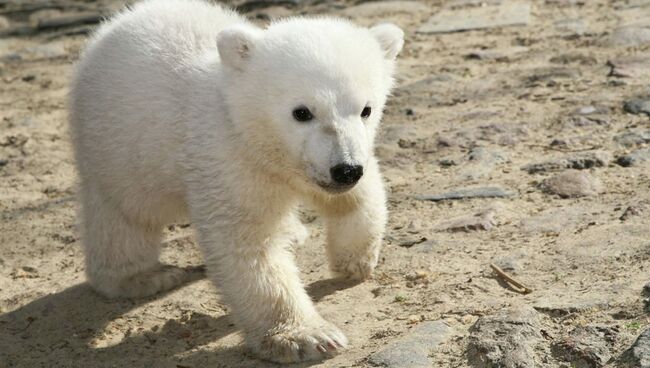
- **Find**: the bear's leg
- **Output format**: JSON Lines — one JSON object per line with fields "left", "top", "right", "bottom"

{"left": 317, "top": 160, "right": 387, "bottom": 280}
{"left": 81, "top": 183, "right": 200, "bottom": 298}
{"left": 195, "top": 216, "right": 346, "bottom": 363}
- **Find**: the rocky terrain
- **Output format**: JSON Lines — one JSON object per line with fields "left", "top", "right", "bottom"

{"left": 1, "top": 0, "right": 650, "bottom": 367}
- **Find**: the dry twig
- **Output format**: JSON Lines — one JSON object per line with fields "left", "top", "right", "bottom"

{"left": 490, "top": 263, "right": 533, "bottom": 294}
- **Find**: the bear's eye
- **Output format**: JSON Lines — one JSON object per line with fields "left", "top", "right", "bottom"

{"left": 361, "top": 106, "right": 372, "bottom": 119}
{"left": 292, "top": 107, "right": 313, "bottom": 122}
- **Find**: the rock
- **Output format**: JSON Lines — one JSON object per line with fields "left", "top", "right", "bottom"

{"left": 410, "top": 240, "right": 438, "bottom": 253}
{"left": 614, "top": 130, "right": 650, "bottom": 147}
{"left": 0, "top": 15, "right": 9, "bottom": 31}
{"left": 620, "top": 328, "right": 650, "bottom": 368}
{"left": 550, "top": 53, "right": 598, "bottom": 66}
{"left": 368, "top": 320, "right": 452, "bottom": 367}
{"left": 417, "top": 2, "right": 531, "bottom": 34}
{"left": 236, "top": 0, "right": 299, "bottom": 12}
{"left": 617, "top": 148, "right": 650, "bottom": 167}
{"left": 605, "top": 27, "right": 650, "bottom": 47}
{"left": 415, "top": 186, "right": 514, "bottom": 201}
{"left": 620, "top": 205, "right": 645, "bottom": 221}
{"left": 526, "top": 66, "right": 581, "bottom": 85}
{"left": 533, "top": 298, "right": 609, "bottom": 317}
{"left": 552, "top": 325, "right": 615, "bottom": 367}
{"left": 521, "top": 151, "right": 611, "bottom": 174}
{"left": 433, "top": 208, "right": 496, "bottom": 232}
{"left": 465, "top": 46, "right": 528, "bottom": 61}
{"left": 554, "top": 18, "right": 587, "bottom": 35}
{"left": 342, "top": 1, "right": 429, "bottom": 18}
{"left": 624, "top": 98, "right": 650, "bottom": 116}
{"left": 467, "top": 306, "right": 546, "bottom": 368}
{"left": 492, "top": 256, "right": 521, "bottom": 273}
{"left": 542, "top": 170, "right": 604, "bottom": 198}
{"left": 609, "top": 56, "right": 650, "bottom": 79}
{"left": 36, "top": 12, "right": 102, "bottom": 30}
{"left": 458, "top": 147, "right": 508, "bottom": 180}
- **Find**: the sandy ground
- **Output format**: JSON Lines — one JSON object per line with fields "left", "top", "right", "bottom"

{"left": 1, "top": 0, "right": 650, "bottom": 367}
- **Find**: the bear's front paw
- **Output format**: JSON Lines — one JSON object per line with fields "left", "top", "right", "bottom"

{"left": 330, "top": 253, "right": 377, "bottom": 281}
{"left": 250, "top": 319, "right": 348, "bottom": 363}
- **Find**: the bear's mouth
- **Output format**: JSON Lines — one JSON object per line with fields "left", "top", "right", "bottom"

{"left": 316, "top": 181, "right": 357, "bottom": 194}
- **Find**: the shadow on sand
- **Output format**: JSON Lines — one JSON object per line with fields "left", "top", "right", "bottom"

{"left": 0, "top": 275, "right": 360, "bottom": 368}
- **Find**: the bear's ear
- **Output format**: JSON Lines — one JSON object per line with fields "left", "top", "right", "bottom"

{"left": 217, "top": 25, "right": 262, "bottom": 70}
{"left": 369, "top": 23, "right": 404, "bottom": 60}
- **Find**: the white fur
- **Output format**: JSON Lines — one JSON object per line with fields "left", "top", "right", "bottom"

{"left": 69, "top": 0, "right": 402, "bottom": 363}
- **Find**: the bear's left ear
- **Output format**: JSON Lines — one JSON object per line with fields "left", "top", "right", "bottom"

{"left": 370, "top": 23, "right": 404, "bottom": 60}
{"left": 217, "top": 25, "right": 263, "bottom": 71}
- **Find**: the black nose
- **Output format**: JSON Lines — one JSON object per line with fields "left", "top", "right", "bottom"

{"left": 330, "top": 164, "right": 364, "bottom": 186}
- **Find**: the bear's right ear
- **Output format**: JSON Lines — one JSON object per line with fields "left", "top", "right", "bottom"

{"left": 217, "top": 25, "right": 262, "bottom": 71}
{"left": 370, "top": 23, "right": 404, "bottom": 60}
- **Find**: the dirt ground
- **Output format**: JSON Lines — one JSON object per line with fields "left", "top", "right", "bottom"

{"left": 1, "top": 0, "right": 650, "bottom": 367}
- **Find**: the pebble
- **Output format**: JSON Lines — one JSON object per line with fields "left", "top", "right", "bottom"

{"left": 418, "top": 2, "right": 531, "bottom": 34}
{"left": 465, "top": 46, "right": 528, "bottom": 61}
{"left": 620, "top": 205, "right": 644, "bottom": 221}
{"left": 342, "top": 1, "right": 429, "bottom": 18}
{"left": 368, "top": 320, "right": 452, "bottom": 368}
{"left": 458, "top": 147, "right": 508, "bottom": 180}
{"left": 609, "top": 56, "right": 650, "bottom": 79}
{"left": 236, "top": 0, "right": 299, "bottom": 12}
{"left": 621, "top": 328, "right": 650, "bottom": 368}
{"left": 614, "top": 130, "right": 650, "bottom": 147}
{"left": 624, "top": 98, "right": 650, "bottom": 116}
{"left": 552, "top": 325, "right": 614, "bottom": 367}
{"left": 432, "top": 209, "right": 496, "bottom": 232}
{"left": 617, "top": 148, "right": 650, "bottom": 167}
{"left": 467, "top": 305, "right": 546, "bottom": 368}
{"left": 36, "top": 12, "right": 102, "bottom": 30}
{"left": 416, "top": 186, "right": 514, "bottom": 201}
{"left": 521, "top": 151, "right": 611, "bottom": 174}
{"left": 542, "top": 170, "right": 604, "bottom": 198}
{"left": 533, "top": 298, "right": 609, "bottom": 317}
{"left": 605, "top": 26, "right": 650, "bottom": 47}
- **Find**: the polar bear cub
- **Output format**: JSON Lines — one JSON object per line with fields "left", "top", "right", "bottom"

{"left": 69, "top": 0, "right": 402, "bottom": 362}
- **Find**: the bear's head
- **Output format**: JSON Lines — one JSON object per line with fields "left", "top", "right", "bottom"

{"left": 217, "top": 18, "right": 403, "bottom": 194}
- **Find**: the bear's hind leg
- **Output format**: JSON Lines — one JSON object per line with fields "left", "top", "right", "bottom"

{"left": 80, "top": 183, "right": 200, "bottom": 298}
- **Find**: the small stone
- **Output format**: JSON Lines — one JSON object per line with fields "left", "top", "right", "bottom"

{"left": 0, "top": 159, "right": 8, "bottom": 167}
{"left": 526, "top": 66, "right": 581, "bottom": 84}
{"left": 418, "top": 2, "right": 531, "bottom": 34}
{"left": 342, "top": 1, "right": 429, "bottom": 18}
{"left": 492, "top": 257, "right": 520, "bottom": 273}
{"left": 36, "top": 11, "right": 102, "bottom": 30}
{"left": 617, "top": 148, "right": 650, "bottom": 167}
{"left": 552, "top": 325, "right": 615, "bottom": 367}
{"left": 236, "top": 0, "right": 299, "bottom": 12}
{"left": 620, "top": 205, "right": 644, "bottom": 221}
{"left": 438, "top": 157, "right": 458, "bottom": 167}
{"left": 614, "top": 130, "right": 650, "bottom": 147}
{"left": 609, "top": 57, "right": 650, "bottom": 79}
{"left": 468, "top": 306, "right": 547, "bottom": 368}
{"left": 550, "top": 53, "right": 598, "bottom": 66}
{"left": 410, "top": 240, "right": 438, "bottom": 253}
{"left": 0, "top": 15, "right": 9, "bottom": 31}
{"left": 458, "top": 147, "right": 508, "bottom": 180}
{"left": 605, "top": 27, "right": 650, "bottom": 47}
{"left": 542, "top": 170, "right": 604, "bottom": 198}
{"left": 624, "top": 98, "right": 650, "bottom": 116}
{"left": 533, "top": 299, "right": 609, "bottom": 317}
{"left": 522, "top": 151, "right": 611, "bottom": 174}
{"left": 621, "top": 328, "right": 650, "bottom": 368}
{"left": 368, "top": 320, "right": 452, "bottom": 368}
{"left": 465, "top": 46, "right": 528, "bottom": 61}
{"left": 433, "top": 209, "right": 496, "bottom": 232}
{"left": 415, "top": 186, "right": 514, "bottom": 201}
